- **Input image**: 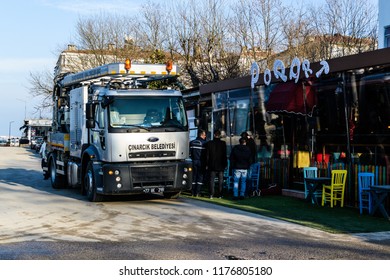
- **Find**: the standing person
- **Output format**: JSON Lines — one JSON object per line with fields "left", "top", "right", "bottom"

{"left": 39, "top": 136, "right": 49, "bottom": 180}
{"left": 230, "top": 137, "right": 252, "bottom": 200}
{"left": 189, "top": 129, "right": 207, "bottom": 196}
{"left": 206, "top": 130, "right": 227, "bottom": 199}
{"left": 241, "top": 131, "right": 257, "bottom": 164}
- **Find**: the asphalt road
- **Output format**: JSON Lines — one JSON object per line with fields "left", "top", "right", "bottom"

{"left": 1, "top": 146, "right": 390, "bottom": 260}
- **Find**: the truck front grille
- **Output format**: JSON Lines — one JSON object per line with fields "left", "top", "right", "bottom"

{"left": 130, "top": 165, "right": 176, "bottom": 184}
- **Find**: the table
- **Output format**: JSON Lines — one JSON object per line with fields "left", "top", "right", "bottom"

{"left": 369, "top": 185, "right": 390, "bottom": 220}
{"left": 304, "top": 177, "right": 331, "bottom": 205}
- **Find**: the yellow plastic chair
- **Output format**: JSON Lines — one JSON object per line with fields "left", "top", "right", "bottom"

{"left": 321, "top": 170, "right": 347, "bottom": 207}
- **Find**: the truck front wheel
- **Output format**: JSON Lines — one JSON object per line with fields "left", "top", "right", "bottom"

{"left": 85, "top": 162, "right": 103, "bottom": 202}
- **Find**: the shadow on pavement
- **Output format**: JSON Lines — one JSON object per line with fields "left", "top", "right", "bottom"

{"left": 0, "top": 162, "right": 173, "bottom": 204}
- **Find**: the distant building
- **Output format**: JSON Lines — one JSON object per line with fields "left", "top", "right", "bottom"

{"left": 20, "top": 119, "right": 52, "bottom": 141}
{"left": 54, "top": 44, "right": 119, "bottom": 78}
{"left": 379, "top": 0, "right": 390, "bottom": 48}
{"left": 239, "top": 33, "right": 376, "bottom": 72}
{"left": 54, "top": 41, "right": 150, "bottom": 79}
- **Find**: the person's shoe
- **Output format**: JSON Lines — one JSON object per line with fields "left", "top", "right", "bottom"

{"left": 232, "top": 196, "right": 238, "bottom": 201}
{"left": 239, "top": 196, "right": 245, "bottom": 200}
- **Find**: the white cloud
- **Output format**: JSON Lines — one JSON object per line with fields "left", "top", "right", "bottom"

{"left": 38, "top": 0, "right": 142, "bottom": 15}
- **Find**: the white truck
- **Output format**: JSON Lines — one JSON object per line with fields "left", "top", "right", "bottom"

{"left": 44, "top": 60, "right": 192, "bottom": 201}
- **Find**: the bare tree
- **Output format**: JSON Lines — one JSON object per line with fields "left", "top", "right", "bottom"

{"left": 165, "top": 0, "right": 202, "bottom": 86}
{"left": 309, "top": 0, "right": 377, "bottom": 59}
{"left": 27, "top": 70, "right": 53, "bottom": 118}
{"left": 230, "top": 0, "right": 285, "bottom": 72}
{"left": 166, "top": 0, "right": 242, "bottom": 86}
{"left": 194, "top": 0, "right": 232, "bottom": 83}
{"left": 71, "top": 13, "right": 134, "bottom": 69}
{"left": 28, "top": 0, "right": 379, "bottom": 110}
{"left": 278, "top": 3, "right": 316, "bottom": 61}
{"left": 137, "top": 1, "right": 167, "bottom": 60}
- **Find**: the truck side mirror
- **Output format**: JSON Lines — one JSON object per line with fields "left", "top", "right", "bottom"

{"left": 86, "top": 119, "right": 95, "bottom": 128}
{"left": 86, "top": 103, "right": 95, "bottom": 128}
{"left": 86, "top": 103, "right": 95, "bottom": 119}
{"left": 194, "top": 118, "right": 200, "bottom": 127}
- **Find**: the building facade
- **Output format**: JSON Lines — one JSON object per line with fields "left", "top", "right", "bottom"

{"left": 379, "top": 0, "right": 390, "bottom": 48}
{"left": 183, "top": 48, "right": 390, "bottom": 207}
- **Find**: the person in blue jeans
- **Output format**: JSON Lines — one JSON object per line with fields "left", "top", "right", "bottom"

{"left": 230, "top": 137, "right": 252, "bottom": 200}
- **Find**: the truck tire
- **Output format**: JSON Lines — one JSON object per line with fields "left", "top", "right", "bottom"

{"left": 85, "top": 162, "right": 103, "bottom": 202}
{"left": 163, "top": 191, "right": 181, "bottom": 199}
{"left": 49, "top": 156, "right": 67, "bottom": 189}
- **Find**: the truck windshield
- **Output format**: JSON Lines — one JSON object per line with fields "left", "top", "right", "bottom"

{"left": 108, "top": 96, "right": 188, "bottom": 130}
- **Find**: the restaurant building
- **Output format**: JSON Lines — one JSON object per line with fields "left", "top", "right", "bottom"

{"left": 182, "top": 48, "right": 390, "bottom": 207}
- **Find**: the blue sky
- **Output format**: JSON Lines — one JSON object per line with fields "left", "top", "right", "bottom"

{"left": 0, "top": 0, "right": 144, "bottom": 137}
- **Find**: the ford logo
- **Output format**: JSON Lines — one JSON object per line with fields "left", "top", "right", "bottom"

{"left": 147, "top": 137, "right": 159, "bottom": 142}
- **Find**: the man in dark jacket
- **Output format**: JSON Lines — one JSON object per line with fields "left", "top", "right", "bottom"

{"left": 241, "top": 131, "right": 257, "bottom": 164}
{"left": 206, "top": 130, "right": 227, "bottom": 199}
{"left": 230, "top": 137, "right": 252, "bottom": 200}
{"left": 189, "top": 129, "right": 207, "bottom": 196}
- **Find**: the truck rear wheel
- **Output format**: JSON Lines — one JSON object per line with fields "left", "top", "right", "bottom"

{"left": 85, "top": 162, "right": 103, "bottom": 202}
{"left": 49, "top": 156, "right": 67, "bottom": 189}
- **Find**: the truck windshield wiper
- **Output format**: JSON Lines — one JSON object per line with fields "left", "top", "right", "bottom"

{"left": 160, "top": 119, "right": 184, "bottom": 129}
{"left": 121, "top": 124, "right": 151, "bottom": 131}
{"left": 161, "top": 123, "right": 185, "bottom": 131}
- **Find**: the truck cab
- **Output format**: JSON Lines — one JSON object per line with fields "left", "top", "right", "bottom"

{"left": 46, "top": 60, "right": 193, "bottom": 201}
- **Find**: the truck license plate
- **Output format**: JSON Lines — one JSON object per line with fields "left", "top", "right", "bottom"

{"left": 149, "top": 187, "right": 165, "bottom": 193}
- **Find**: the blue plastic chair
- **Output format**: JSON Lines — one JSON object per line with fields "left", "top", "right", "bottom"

{"left": 249, "top": 162, "right": 261, "bottom": 196}
{"left": 303, "top": 167, "right": 319, "bottom": 203}
{"left": 358, "top": 172, "right": 374, "bottom": 214}
{"left": 222, "top": 159, "right": 232, "bottom": 191}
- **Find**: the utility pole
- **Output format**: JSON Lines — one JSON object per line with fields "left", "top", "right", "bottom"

{"left": 8, "top": 121, "right": 14, "bottom": 145}
{"left": 16, "top": 98, "right": 27, "bottom": 120}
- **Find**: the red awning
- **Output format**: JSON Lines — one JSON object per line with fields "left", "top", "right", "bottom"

{"left": 265, "top": 81, "right": 315, "bottom": 116}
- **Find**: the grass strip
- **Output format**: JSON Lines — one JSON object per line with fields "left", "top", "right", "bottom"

{"left": 185, "top": 193, "right": 390, "bottom": 234}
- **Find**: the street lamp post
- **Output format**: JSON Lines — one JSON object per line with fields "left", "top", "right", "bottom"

{"left": 9, "top": 121, "right": 14, "bottom": 146}
{"left": 16, "top": 98, "right": 27, "bottom": 120}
